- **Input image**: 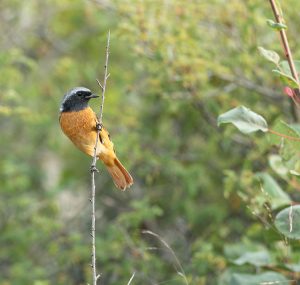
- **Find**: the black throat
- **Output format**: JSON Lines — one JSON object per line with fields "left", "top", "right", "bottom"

{"left": 60, "top": 100, "right": 89, "bottom": 112}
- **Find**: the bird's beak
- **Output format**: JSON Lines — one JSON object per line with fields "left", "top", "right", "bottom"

{"left": 86, "top": 94, "right": 99, "bottom": 99}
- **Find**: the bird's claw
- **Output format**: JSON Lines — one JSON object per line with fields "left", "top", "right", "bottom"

{"left": 90, "top": 165, "right": 99, "bottom": 173}
{"left": 96, "top": 123, "right": 102, "bottom": 131}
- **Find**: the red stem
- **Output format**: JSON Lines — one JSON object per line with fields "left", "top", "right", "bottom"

{"left": 269, "top": 0, "right": 300, "bottom": 88}
{"left": 268, "top": 128, "right": 300, "bottom": 141}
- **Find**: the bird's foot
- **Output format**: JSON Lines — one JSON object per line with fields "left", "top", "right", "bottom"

{"left": 90, "top": 165, "right": 99, "bottom": 173}
{"left": 96, "top": 123, "right": 102, "bottom": 131}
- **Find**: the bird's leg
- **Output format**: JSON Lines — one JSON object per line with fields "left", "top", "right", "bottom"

{"left": 96, "top": 123, "right": 104, "bottom": 144}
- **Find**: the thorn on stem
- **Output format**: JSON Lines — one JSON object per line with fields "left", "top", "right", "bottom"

{"left": 96, "top": 79, "right": 104, "bottom": 90}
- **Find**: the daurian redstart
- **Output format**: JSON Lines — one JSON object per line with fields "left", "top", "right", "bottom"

{"left": 59, "top": 87, "right": 133, "bottom": 190}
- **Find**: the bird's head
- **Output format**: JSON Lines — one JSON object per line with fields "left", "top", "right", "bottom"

{"left": 60, "top": 87, "right": 99, "bottom": 112}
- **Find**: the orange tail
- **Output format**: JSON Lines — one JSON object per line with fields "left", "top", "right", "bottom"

{"left": 106, "top": 158, "right": 133, "bottom": 191}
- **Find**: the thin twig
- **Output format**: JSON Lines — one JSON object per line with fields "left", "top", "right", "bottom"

{"left": 98, "top": 30, "right": 110, "bottom": 124}
{"left": 90, "top": 141, "right": 100, "bottom": 285}
{"left": 268, "top": 128, "right": 300, "bottom": 142}
{"left": 142, "top": 230, "right": 189, "bottom": 285}
{"left": 90, "top": 31, "right": 111, "bottom": 285}
{"left": 269, "top": 0, "right": 300, "bottom": 90}
{"left": 127, "top": 272, "right": 136, "bottom": 285}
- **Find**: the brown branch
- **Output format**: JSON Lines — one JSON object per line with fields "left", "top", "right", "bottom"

{"left": 90, "top": 31, "right": 111, "bottom": 285}
{"left": 269, "top": 0, "right": 300, "bottom": 89}
{"left": 268, "top": 128, "right": 300, "bottom": 142}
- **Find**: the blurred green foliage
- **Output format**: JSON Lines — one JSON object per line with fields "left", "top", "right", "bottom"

{"left": 1, "top": 0, "right": 300, "bottom": 284}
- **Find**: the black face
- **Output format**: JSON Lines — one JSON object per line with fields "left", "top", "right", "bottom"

{"left": 60, "top": 87, "right": 99, "bottom": 112}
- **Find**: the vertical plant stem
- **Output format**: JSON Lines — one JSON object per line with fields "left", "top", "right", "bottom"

{"left": 98, "top": 30, "right": 110, "bottom": 124}
{"left": 90, "top": 31, "right": 111, "bottom": 285}
{"left": 269, "top": 0, "right": 300, "bottom": 88}
{"left": 90, "top": 168, "right": 100, "bottom": 285}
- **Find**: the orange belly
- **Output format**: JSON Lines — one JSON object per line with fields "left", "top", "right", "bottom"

{"left": 59, "top": 107, "right": 116, "bottom": 166}
{"left": 60, "top": 108, "right": 99, "bottom": 157}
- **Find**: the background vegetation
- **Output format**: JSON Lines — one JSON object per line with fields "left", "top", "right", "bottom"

{"left": 1, "top": 0, "right": 300, "bottom": 284}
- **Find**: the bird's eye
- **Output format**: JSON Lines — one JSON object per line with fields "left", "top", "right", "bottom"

{"left": 78, "top": 92, "right": 83, "bottom": 97}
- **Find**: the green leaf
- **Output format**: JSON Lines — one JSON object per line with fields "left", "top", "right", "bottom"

{"left": 219, "top": 270, "right": 289, "bottom": 285}
{"left": 266, "top": 19, "right": 287, "bottom": 30}
{"left": 272, "top": 69, "right": 299, "bottom": 88}
{"left": 285, "top": 263, "right": 300, "bottom": 272}
{"left": 273, "top": 60, "right": 300, "bottom": 88}
{"left": 255, "top": 172, "right": 291, "bottom": 209}
{"left": 232, "top": 251, "right": 271, "bottom": 267}
{"left": 258, "top": 47, "right": 280, "bottom": 65}
{"left": 275, "top": 205, "right": 300, "bottom": 239}
{"left": 268, "top": 121, "right": 300, "bottom": 161}
{"left": 230, "top": 271, "right": 288, "bottom": 285}
{"left": 279, "top": 60, "right": 300, "bottom": 75}
{"left": 224, "top": 242, "right": 271, "bottom": 267}
{"left": 290, "top": 169, "right": 300, "bottom": 176}
{"left": 218, "top": 106, "right": 268, "bottom": 134}
{"left": 289, "top": 123, "right": 300, "bottom": 134}
{"left": 269, "top": 120, "right": 300, "bottom": 143}
{"left": 268, "top": 154, "right": 289, "bottom": 179}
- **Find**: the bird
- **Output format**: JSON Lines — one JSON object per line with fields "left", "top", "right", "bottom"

{"left": 59, "top": 86, "right": 133, "bottom": 190}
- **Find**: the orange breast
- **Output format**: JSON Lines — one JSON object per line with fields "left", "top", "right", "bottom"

{"left": 59, "top": 107, "right": 98, "bottom": 156}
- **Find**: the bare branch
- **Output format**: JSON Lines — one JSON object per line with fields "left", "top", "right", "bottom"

{"left": 99, "top": 30, "right": 110, "bottom": 124}
{"left": 90, "top": 30, "right": 111, "bottom": 285}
